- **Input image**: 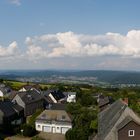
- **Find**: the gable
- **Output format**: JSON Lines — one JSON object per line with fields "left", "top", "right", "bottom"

{"left": 0, "top": 90, "right": 4, "bottom": 97}
{"left": 12, "top": 94, "right": 25, "bottom": 108}
{"left": 118, "top": 121, "right": 140, "bottom": 140}
{"left": 118, "top": 121, "right": 140, "bottom": 132}
{"left": 19, "top": 87, "right": 26, "bottom": 92}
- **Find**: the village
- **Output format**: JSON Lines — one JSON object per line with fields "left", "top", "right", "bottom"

{"left": 0, "top": 80, "right": 140, "bottom": 140}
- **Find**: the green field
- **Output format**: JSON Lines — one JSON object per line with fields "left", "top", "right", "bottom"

{"left": 4, "top": 80, "right": 52, "bottom": 90}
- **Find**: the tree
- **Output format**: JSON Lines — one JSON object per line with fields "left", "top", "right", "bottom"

{"left": 80, "top": 93, "right": 95, "bottom": 107}
{"left": 90, "top": 119, "right": 98, "bottom": 132}
{"left": 28, "top": 109, "right": 43, "bottom": 128}
{"left": 66, "top": 103, "right": 82, "bottom": 115}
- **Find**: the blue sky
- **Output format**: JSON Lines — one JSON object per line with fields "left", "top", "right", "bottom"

{"left": 0, "top": 0, "right": 140, "bottom": 70}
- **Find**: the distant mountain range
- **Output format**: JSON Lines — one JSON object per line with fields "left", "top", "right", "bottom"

{"left": 0, "top": 70, "right": 140, "bottom": 84}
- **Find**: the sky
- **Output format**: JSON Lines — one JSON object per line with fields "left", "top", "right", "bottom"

{"left": 0, "top": 0, "right": 140, "bottom": 70}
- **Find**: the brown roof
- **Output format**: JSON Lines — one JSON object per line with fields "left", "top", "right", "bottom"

{"left": 36, "top": 109, "right": 71, "bottom": 123}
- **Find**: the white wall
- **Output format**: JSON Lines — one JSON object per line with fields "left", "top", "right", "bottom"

{"left": 49, "top": 93, "right": 57, "bottom": 103}
{"left": 35, "top": 121, "right": 72, "bottom": 134}
{"left": 0, "top": 90, "right": 4, "bottom": 97}
{"left": 67, "top": 94, "right": 76, "bottom": 103}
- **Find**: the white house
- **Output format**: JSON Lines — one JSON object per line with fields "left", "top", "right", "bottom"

{"left": 63, "top": 92, "right": 76, "bottom": 103}
{"left": 35, "top": 110, "right": 72, "bottom": 134}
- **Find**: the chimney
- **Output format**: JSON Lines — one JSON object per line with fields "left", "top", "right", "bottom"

{"left": 123, "top": 98, "right": 128, "bottom": 105}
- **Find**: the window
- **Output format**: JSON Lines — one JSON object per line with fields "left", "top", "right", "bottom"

{"left": 38, "top": 125, "right": 41, "bottom": 128}
{"left": 128, "top": 130, "right": 135, "bottom": 137}
{"left": 62, "top": 115, "right": 66, "bottom": 120}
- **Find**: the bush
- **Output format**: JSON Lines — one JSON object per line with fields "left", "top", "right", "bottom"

{"left": 65, "top": 128, "right": 88, "bottom": 140}
{"left": 65, "top": 129, "right": 76, "bottom": 140}
{"left": 21, "top": 124, "right": 36, "bottom": 137}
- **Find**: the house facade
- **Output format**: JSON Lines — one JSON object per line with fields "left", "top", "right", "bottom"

{"left": 63, "top": 92, "right": 76, "bottom": 103}
{"left": 35, "top": 110, "right": 72, "bottom": 134}
{"left": 118, "top": 120, "right": 140, "bottom": 140}
{"left": 12, "top": 90, "right": 44, "bottom": 116}
{"left": 97, "top": 99, "right": 140, "bottom": 140}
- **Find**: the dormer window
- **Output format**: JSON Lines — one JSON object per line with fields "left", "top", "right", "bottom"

{"left": 62, "top": 115, "right": 66, "bottom": 120}
{"left": 128, "top": 130, "right": 135, "bottom": 137}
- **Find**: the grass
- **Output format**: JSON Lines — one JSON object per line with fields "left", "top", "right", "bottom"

{"left": 4, "top": 80, "right": 52, "bottom": 90}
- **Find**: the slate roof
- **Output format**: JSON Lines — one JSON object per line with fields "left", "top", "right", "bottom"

{"left": 98, "top": 99, "right": 127, "bottom": 140}
{"left": 50, "top": 90, "right": 65, "bottom": 101}
{"left": 18, "top": 90, "right": 43, "bottom": 104}
{"left": 0, "top": 101, "right": 23, "bottom": 117}
{"left": 44, "top": 89, "right": 61, "bottom": 95}
{"left": 13, "top": 103, "right": 24, "bottom": 112}
{"left": 8, "top": 91, "right": 18, "bottom": 100}
{"left": 44, "top": 95, "right": 54, "bottom": 104}
{"left": 48, "top": 103, "right": 66, "bottom": 110}
{"left": 98, "top": 96, "right": 110, "bottom": 107}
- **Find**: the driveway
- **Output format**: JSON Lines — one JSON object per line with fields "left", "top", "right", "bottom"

{"left": 38, "top": 132, "right": 65, "bottom": 140}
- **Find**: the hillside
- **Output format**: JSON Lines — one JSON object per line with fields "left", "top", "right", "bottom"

{"left": 0, "top": 70, "right": 140, "bottom": 84}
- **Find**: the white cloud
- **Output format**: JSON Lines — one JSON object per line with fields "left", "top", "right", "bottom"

{"left": 2, "top": 30, "right": 140, "bottom": 70}
{"left": 26, "top": 45, "right": 48, "bottom": 60}
{"left": 0, "top": 41, "right": 19, "bottom": 58}
{"left": 25, "top": 30, "right": 140, "bottom": 59}
{"left": 9, "top": 0, "right": 21, "bottom": 6}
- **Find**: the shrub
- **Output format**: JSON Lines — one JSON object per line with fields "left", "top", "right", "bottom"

{"left": 21, "top": 124, "right": 36, "bottom": 137}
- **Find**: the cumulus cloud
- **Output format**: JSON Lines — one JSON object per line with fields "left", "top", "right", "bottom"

{"left": 0, "top": 41, "right": 19, "bottom": 58}
{"left": 1, "top": 30, "right": 140, "bottom": 70}
{"left": 9, "top": 0, "right": 21, "bottom": 6}
{"left": 25, "top": 30, "right": 140, "bottom": 59}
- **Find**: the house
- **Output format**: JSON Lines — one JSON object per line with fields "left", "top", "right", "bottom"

{"left": 47, "top": 90, "right": 65, "bottom": 103}
{"left": 42, "top": 90, "right": 55, "bottom": 108}
{"left": 19, "top": 84, "right": 41, "bottom": 94}
{"left": 0, "top": 83, "right": 12, "bottom": 97}
{"left": 35, "top": 110, "right": 72, "bottom": 134}
{"left": 43, "top": 90, "right": 66, "bottom": 110}
{"left": 98, "top": 94, "right": 113, "bottom": 111}
{"left": 97, "top": 99, "right": 140, "bottom": 140}
{"left": 12, "top": 90, "right": 44, "bottom": 116}
{"left": 0, "top": 100, "right": 24, "bottom": 125}
{"left": 63, "top": 92, "right": 76, "bottom": 103}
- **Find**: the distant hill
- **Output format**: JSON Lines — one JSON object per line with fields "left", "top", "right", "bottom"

{"left": 0, "top": 70, "right": 140, "bottom": 84}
